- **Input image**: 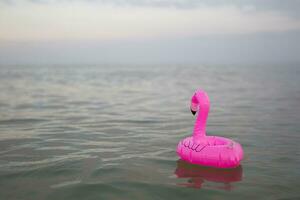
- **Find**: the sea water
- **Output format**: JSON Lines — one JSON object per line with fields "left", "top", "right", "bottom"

{"left": 0, "top": 64, "right": 299, "bottom": 199}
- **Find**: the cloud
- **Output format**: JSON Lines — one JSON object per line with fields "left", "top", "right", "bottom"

{"left": 1, "top": 0, "right": 300, "bottom": 13}
{"left": 0, "top": 1, "right": 300, "bottom": 41}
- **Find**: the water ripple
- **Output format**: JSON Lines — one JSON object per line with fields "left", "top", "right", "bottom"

{"left": 0, "top": 65, "right": 299, "bottom": 200}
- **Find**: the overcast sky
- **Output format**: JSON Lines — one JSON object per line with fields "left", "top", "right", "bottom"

{"left": 0, "top": 0, "right": 300, "bottom": 65}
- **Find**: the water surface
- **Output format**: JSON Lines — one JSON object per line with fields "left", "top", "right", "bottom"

{"left": 0, "top": 64, "right": 299, "bottom": 199}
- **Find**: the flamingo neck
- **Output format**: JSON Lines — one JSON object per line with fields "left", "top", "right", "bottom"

{"left": 193, "top": 91, "right": 210, "bottom": 139}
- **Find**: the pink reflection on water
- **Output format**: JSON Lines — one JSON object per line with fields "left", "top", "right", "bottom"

{"left": 174, "top": 160, "right": 243, "bottom": 190}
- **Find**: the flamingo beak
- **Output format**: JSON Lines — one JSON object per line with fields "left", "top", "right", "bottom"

{"left": 190, "top": 101, "right": 198, "bottom": 116}
{"left": 190, "top": 108, "right": 196, "bottom": 116}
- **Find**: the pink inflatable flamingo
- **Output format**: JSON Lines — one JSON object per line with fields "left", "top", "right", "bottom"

{"left": 177, "top": 89, "right": 243, "bottom": 168}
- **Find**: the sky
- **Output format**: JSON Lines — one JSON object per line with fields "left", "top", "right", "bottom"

{"left": 0, "top": 0, "right": 300, "bottom": 65}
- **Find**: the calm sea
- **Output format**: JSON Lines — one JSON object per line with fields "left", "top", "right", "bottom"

{"left": 0, "top": 64, "right": 299, "bottom": 200}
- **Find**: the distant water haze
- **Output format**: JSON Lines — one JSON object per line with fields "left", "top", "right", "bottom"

{"left": 1, "top": 32, "right": 300, "bottom": 65}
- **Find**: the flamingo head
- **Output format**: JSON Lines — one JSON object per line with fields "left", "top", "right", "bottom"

{"left": 190, "top": 89, "right": 210, "bottom": 116}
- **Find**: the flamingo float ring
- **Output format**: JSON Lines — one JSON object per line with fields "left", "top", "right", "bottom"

{"left": 177, "top": 89, "right": 244, "bottom": 168}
